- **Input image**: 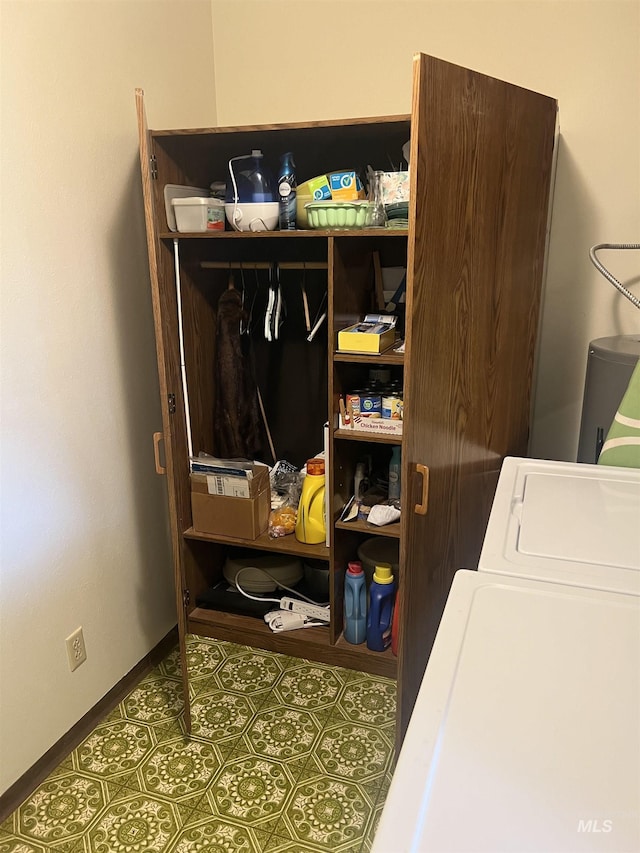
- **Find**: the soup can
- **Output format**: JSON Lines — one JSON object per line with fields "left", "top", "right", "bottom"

{"left": 382, "top": 394, "right": 403, "bottom": 420}
{"left": 360, "top": 393, "right": 382, "bottom": 417}
{"left": 346, "top": 392, "right": 363, "bottom": 416}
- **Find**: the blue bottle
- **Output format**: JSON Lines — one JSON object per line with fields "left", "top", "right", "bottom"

{"left": 278, "top": 152, "right": 297, "bottom": 230}
{"left": 344, "top": 561, "right": 367, "bottom": 645}
{"left": 366, "top": 564, "right": 396, "bottom": 651}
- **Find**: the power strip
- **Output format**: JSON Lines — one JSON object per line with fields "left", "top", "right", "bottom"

{"left": 280, "top": 597, "right": 330, "bottom": 622}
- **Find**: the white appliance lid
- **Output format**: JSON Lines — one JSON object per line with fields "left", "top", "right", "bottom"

{"left": 478, "top": 457, "right": 640, "bottom": 595}
{"left": 372, "top": 571, "right": 640, "bottom": 853}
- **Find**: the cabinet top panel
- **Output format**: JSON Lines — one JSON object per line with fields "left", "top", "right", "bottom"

{"left": 150, "top": 115, "right": 411, "bottom": 138}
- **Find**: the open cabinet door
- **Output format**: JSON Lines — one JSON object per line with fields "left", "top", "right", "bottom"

{"left": 398, "top": 55, "right": 557, "bottom": 740}
{"left": 135, "top": 89, "right": 192, "bottom": 730}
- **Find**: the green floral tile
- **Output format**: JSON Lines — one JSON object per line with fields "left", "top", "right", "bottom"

{"left": 7, "top": 774, "right": 107, "bottom": 849}
{"left": 73, "top": 719, "right": 157, "bottom": 781}
{"left": 159, "top": 640, "right": 224, "bottom": 684}
{"left": 3, "top": 637, "right": 397, "bottom": 853}
{"left": 334, "top": 674, "right": 397, "bottom": 727}
{"left": 313, "top": 721, "right": 390, "bottom": 783}
{"left": 77, "top": 791, "right": 183, "bottom": 852}
{"left": 214, "top": 650, "right": 287, "bottom": 697}
{"left": 189, "top": 687, "right": 261, "bottom": 745}
{"left": 239, "top": 706, "right": 322, "bottom": 762}
{"left": 134, "top": 736, "right": 222, "bottom": 802}
{"left": 121, "top": 674, "right": 185, "bottom": 726}
{"left": 168, "top": 814, "right": 270, "bottom": 852}
{"left": 274, "top": 774, "right": 374, "bottom": 850}
{"left": 0, "top": 836, "right": 52, "bottom": 852}
{"left": 272, "top": 662, "right": 349, "bottom": 711}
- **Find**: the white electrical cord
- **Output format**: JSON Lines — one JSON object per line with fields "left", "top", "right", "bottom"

{"left": 233, "top": 566, "right": 329, "bottom": 607}
{"left": 228, "top": 154, "right": 249, "bottom": 232}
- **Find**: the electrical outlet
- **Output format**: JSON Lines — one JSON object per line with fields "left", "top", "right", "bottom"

{"left": 65, "top": 627, "right": 87, "bottom": 671}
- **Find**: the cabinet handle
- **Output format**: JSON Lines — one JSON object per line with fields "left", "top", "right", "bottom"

{"left": 153, "top": 432, "right": 166, "bottom": 475}
{"left": 414, "top": 463, "right": 429, "bottom": 515}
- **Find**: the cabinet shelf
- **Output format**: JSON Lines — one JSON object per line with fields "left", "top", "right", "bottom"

{"left": 334, "top": 350, "right": 404, "bottom": 366}
{"left": 335, "top": 519, "right": 401, "bottom": 539}
{"left": 189, "top": 606, "right": 397, "bottom": 678}
{"left": 183, "top": 527, "right": 329, "bottom": 560}
{"left": 160, "top": 228, "right": 408, "bottom": 241}
{"left": 334, "top": 428, "right": 402, "bottom": 445}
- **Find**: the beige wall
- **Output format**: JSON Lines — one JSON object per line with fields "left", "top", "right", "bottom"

{"left": 211, "top": 0, "right": 640, "bottom": 461}
{"left": 0, "top": 0, "right": 216, "bottom": 795}
{"left": 1, "top": 0, "right": 637, "bottom": 800}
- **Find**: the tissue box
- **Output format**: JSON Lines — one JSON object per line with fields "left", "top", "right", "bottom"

{"left": 190, "top": 465, "right": 270, "bottom": 539}
{"left": 380, "top": 171, "right": 410, "bottom": 205}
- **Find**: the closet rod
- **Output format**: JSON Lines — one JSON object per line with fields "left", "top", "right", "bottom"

{"left": 200, "top": 261, "right": 328, "bottom": 271}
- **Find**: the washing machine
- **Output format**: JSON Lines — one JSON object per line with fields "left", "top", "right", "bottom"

{"left": 478, "top": 456, "right": 640, "bottom": 595}
{"left": 373, "top": 458, "right": 640, "bottom": 853}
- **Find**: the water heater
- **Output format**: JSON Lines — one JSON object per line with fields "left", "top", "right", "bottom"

{"left": 577, "top": 334, "right": 640, "bottom": 463}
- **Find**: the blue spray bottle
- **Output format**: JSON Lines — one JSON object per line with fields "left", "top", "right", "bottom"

{"left": 366, "top": 564, "right": 396, "bottom": 652}
{"left": 277, "top": 152, "right": 297, "bottom": 230}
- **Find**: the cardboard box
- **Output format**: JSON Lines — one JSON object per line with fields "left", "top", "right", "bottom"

{"left": 339, "top": 412, "right": 403, "bottom": 435}
{"left": 190, "top": 465, "right": 270, "bottom": 540}
{"left": 329, "top": 171, "right": 365, "bottom": 201}
{"left": 338, "top": 315, "right": 397, "bottom": 354}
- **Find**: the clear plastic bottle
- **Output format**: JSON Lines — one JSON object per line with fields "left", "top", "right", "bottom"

{"left": 344, "top": 561, "right": 367, "bottom": 645}
{"left": 278, "top": 152, "right": 297, "bottom": 230}
{"left": 388, "top": 446, "right": 401, "bottom": 501}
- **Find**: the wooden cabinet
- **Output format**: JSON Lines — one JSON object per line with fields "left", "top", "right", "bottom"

{"left": 136, "top": 53, "right": 557, "bottom": 744}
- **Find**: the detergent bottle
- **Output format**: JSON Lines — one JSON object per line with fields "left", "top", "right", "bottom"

{"left": 344, "top": 561, "right": 367, "bottom": 645}
{"left": 295, "top": 458, "right": 326, "bottom": 544}
{"left": 366, "top": 564, "right": 396, "bottom": 651}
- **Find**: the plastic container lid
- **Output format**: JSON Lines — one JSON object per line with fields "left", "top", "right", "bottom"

{"left": 172, "top": 197, "right": 223, "bottom": 207}
{"left": 373, "top": 564, "right": 394, "bottom": 584}
{"left": 347, "top": 561, "right": 364, "bottom": 576}
{"left": 306, "top": 458, "right": 325, "bottom": 476}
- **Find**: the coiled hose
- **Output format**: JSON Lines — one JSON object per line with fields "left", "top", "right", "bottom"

{"left": 589, "top": 243, "right": 640, "bottom": 310}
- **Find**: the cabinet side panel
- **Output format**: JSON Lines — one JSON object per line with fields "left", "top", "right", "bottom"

{"left": 136, "top": 91, "right": 188, "bottom": 625}
{"left": 399, "top": 55, "right": 557, "bottom": 739}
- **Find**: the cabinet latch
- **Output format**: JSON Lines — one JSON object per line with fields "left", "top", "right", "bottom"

{"left": 183, "top": 589, "right": 190, "bottom": 607}
{"left": 168, "top": 393, "right": 176, "bottom": 414}
{"left": 150, "top": 154, "right": 158, "bottom": 180}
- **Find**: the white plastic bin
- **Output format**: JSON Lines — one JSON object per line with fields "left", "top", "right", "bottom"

{"left": 172, "top": 197, "right": 225, "bottom": 232}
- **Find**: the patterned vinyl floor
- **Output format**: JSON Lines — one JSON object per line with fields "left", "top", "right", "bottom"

{"left": 0, "top": 635, "right": 396, "bottom": 852}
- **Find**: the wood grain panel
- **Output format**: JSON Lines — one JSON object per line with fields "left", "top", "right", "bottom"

{"left": 135, "top": 90, "right": 192, "bottom": 727}
{"left": 398, "top": 55, "right": 557, "bottom": 740}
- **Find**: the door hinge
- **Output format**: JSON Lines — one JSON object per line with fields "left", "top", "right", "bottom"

{"left": 150, "top": 154, "right": 158, "bottom": 180}
{"left": 183, "top": 589, "right": 190, "bottom": 607}
{"left": 168, "top": 393, "right": 176, "bottom": 414}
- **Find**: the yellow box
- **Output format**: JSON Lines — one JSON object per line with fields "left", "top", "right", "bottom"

{"left": 338, "top": 320, "right": 396, "bottom": 354}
